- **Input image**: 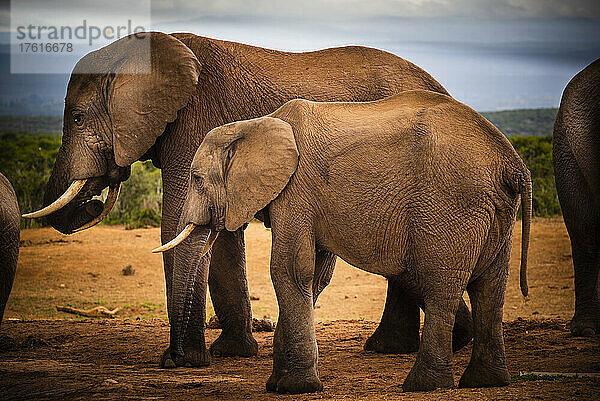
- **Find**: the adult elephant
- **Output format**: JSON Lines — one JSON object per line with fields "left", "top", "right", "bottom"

{"left": 24, "top": 32, "right": 472, "bottom": 365}
{"left": 0, "top": 172, "right": 20, "bottom": 324}
{"left": 553, "top": 58, "right": 600, "bottom": 336}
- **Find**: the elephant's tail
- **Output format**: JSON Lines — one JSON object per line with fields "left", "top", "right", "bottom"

{"left": 518, "top": 168, "right": 532, "bottom": 297}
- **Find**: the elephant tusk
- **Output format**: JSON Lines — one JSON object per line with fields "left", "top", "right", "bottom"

{"left": 202, "top": 231, "right": 219, "bottom": 257}
{"left": 22, "top": 179, "right": 88, "bottom": 218}
{"left": 152, "top": 223, "right": 197, "bottom": 253}
{"left": 72, "top": 183, "right": 121, "bottom": 233}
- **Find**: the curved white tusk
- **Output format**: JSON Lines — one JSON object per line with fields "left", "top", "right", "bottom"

{"left": 152, "top": 223, "right": 197, "bottom": 253}
{"left": 201, "top": 231, "right": 219, "bottom": 257}
{"left": 22, "top": 179, "right": 88, "bottom": 218}
{"left": 72, "top": 183, "right": 121, "bottom": 233}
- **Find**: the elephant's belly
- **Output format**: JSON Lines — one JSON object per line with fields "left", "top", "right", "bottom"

{"left": 315, "top": 222, "right": 408, "bottom": 277}
{"left": 336, "top": 252, "right": 406, "bottom": 278}
{"left": 317, "top": 234, "right": 408, "bottom": 278}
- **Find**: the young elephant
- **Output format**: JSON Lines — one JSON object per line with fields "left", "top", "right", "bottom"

{"left": 157, "top": 90, "right": 532, "bottom": 393}
{"left": 0, "top": 173, "right": 20, "bottom": 324}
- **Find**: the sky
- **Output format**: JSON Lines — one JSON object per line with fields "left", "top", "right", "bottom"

{"left": 0, "top": 0, "right": 599, "bottom": 112}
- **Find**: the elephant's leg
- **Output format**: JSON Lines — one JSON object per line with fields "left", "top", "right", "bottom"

{"left": 570, "top": 237, "right": 600, "bottom": 336}
{"left": 208, "top": 229, "right": 258, "bottom": 357}
{"left": 364, "top": 279, "right": 473, "bottom": 354}
{"left": 452, "top": 298, "right": 474, "bottom": 352}
{"left": 312, "top": 249, "right": 336, "bottom": 305}
{"left": 459, "top": 245, "right": 511, "bottom": 388}
{"left": 554, "top": 134, "right": 600, "bottom": 336}
{"left": 402, "top": 271, "right": 467, "bottom": 392}
{"left": 364, "top": 277, "right": 420, "bottom": 353}
{"left": 266, "top": 230, "right": 322, "bottom": 394}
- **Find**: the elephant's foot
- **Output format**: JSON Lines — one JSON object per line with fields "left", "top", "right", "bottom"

{"left": 266, "top": 368, "right": 323, "bottom": 394}
{"left": 402, "top": 356, "right": 454, "bottom": 392}
{"left": 363, "top": 327, "right": 419, "bottom": 354}
{"left": 159, "top": 345, "right": 210, "bottom": 368}
{"left": 570, "top": 308, "right": 600, "bottom": 337}
{"left": 209, "top": 331, "right": 258, "bottom": 357}
{"left": 459, "top": 360, "right": 510, "bottom": 388}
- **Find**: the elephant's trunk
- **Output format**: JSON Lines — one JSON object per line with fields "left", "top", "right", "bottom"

{"left": 169, "top": 225, "right": 214, "bottom": 357}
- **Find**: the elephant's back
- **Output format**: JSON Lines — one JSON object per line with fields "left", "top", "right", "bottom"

{"left": 278, "top": 91, "right": 526, "bottom": 211}
{"left": 285, "top": 90, "right": 518, "bottom": 167}
{"left": 172, "top": 33, "right": 448, "bottom": 102}
{"left": 554, "top": 58, "right": 600, "bottom": 137}
{"left": 553, "top": 58, "right": 600, "bottom": 199}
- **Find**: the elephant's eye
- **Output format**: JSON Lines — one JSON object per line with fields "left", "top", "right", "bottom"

{"left": 73, "top": 113, "right": 83, "bottom": 127}
{"left": 193, "top": 174, "right": 203, "bottom": 186}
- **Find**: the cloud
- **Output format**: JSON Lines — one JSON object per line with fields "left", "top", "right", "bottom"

{"left": 150, "top": 0, "right": 600, "bottom": 21}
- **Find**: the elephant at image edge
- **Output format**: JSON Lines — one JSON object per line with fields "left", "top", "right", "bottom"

{"left": 162, "top": 91, "right": 532, "bottom": 393}
{"left": 553, "top": 58, "right": 600, "bottom": 336}
{"left": 24, "top": 32, "right": 473, "bottom": 366}
{"left": 0, "top": 172, "right": 20, "bottom": 324}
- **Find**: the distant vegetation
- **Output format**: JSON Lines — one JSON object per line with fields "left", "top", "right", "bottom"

{"left": 0, "top": 109, "right": 561, "bottom": 229}
{"left": 0, "top": 116, "right": 63, "bottom": 133}
{"left": 482, "top": 108, "right": 558, "bottom": 137}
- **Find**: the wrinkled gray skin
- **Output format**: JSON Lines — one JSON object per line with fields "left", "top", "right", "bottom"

{"left": 176, "top": 91, "right": 532, "bottom": 393}
{"left": 40, "top": 32, "right": 472, "bottom": 366}
{"left": 0, "top": 173, "right": 20, "bottom": 324}
{"left": 553, "top": 58, "right": 600, "bottom": 337}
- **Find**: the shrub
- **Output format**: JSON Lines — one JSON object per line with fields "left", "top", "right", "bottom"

{"left": 104, "top": 161, "right": 162, "bottom": 228}
{"left": 509, "top": 135, "right": 561, "bottom": 217}
{"left": 0, "top": 132, "right": 61, "bottom": 228}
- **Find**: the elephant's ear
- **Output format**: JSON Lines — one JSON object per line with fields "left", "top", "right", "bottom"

{"left": 224, "top": 117, "right": 299, "bottom": 231}
{"left": 73, "top": 32, "right": 200, "bottom": 167}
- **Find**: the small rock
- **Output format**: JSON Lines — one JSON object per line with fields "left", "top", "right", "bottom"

{"left": 122, "top": 265, "right": 135, "bottom": 276}
{"left": 532, "top": 311, "right": 539, "bottom": 315}
{"left": 253, "top": 317, "right": 275, "bottom": 332}
{"left": 59, "top": 283, "right": 66, "bottom": 288}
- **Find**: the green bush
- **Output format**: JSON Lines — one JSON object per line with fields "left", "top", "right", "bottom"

{"left": 0, "top": 132, "right": 61, "bottom": 228}
{"left": 509, "top": 135, "right": 561, "bottom": 217}
{"left": 104, "top": 160, "right": 162, "bottom": 228}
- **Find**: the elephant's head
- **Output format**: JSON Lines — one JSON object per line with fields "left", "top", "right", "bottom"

{"left": 153, "top": 116, "right": 298, "bottom": 357}
{"left": 23, "top": 32, "right": 200, "bottom": 233}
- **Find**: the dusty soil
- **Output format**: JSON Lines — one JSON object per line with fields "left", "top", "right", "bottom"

{"left": 1, "top": 218, "right": 599, "bottom": 399}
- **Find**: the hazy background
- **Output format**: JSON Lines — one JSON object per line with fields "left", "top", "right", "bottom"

{"left": 0, "top": 0, "right": 599, "bottom": 114}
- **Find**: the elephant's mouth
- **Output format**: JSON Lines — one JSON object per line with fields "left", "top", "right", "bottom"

{"left": 23, "top": 166, "right": 129, "bottom": 234}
